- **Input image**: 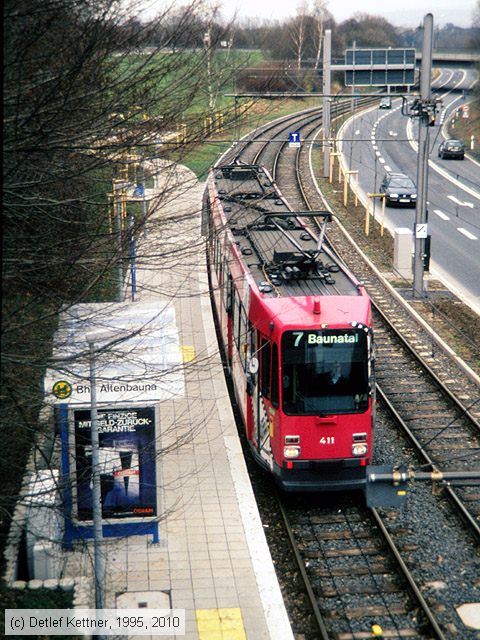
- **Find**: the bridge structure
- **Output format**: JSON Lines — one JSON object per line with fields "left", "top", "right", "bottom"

{"left": 419, "top": 51, "right": 480, "bottom": 67}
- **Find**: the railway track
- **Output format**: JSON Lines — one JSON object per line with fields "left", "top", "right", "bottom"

{"left": 373, "top": 310, "right": 480, "bottom": 537}
{"left": 295, "top": 132, "right": 480, "bottom": 536}
{"left": 230, "top": 99, "right": 480, "bottom": 520}
{"left": 214, "top": 100, "right": 480, "bottom": 638}
{"left": 277, "top": 491, "right": 450, "bottom": 639}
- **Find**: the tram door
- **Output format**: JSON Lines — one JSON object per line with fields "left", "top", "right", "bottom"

{"left": 224, "top": 273, "right": 233, "bottom": 369}
{"left": 256, "top": 334, "right": 273, "bottom": 463}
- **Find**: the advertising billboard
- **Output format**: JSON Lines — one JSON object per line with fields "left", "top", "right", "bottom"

{"left": 73, "top": 406, "right": 157, "bottom": 521}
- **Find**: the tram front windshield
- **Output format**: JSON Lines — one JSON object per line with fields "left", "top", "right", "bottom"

{"left": 282, "top": 329, "right": 370, "bottom": 415}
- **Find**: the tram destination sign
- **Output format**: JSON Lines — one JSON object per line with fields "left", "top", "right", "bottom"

{"left": 344, "top": 48, "right": 416, "bottom": 86}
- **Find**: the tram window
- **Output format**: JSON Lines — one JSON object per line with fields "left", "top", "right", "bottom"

{"left": 271, "top": 343, "right": 279, "bottom": 408}
{"left": 222, "top": 267, "right": 231, "bottom": 312}
{"left": 260, "top": 338, "right": 271, "bottom": 399}
{"left": 250, "top": 323, "right": 255, "bottom": 353}
{"left": 214, "top": 235, "right": 222, "bottom": 276}
{"left": 248, "top": 322, "right": 255, "bottom": 362}
{"left": 239, "top": 305, "right": 248, "bottom": 369}
{"left": 234, "top": 290, "right": 241, "bottom": 349}
{"left": 281, "top": 329, "right": 369, "bottom": 415}
{"left": 230, "top": 279, "right": 235, "bottom": 322}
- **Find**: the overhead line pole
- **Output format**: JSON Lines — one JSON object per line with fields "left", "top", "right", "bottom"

{"left": 322, "top": 29, "right": 331, "bottom": 178}
{"left": 413, "top": 13, "right": 434, "bottom": 298}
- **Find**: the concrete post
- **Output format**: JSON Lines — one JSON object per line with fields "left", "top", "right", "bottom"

{"left": 394, "top": 228, "right": 413, "bottom": 279}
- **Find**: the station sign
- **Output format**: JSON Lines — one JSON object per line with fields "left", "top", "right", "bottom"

{"left": 289, "top": 131, "right": 301, "bottom": 148}
{"left": 45, "top": 301, "right": 185, "bottom": 405}
{"left": 344, "top": 48, "right": 416, "bottom": 86}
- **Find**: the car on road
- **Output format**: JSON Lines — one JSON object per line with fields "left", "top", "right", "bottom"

{"left": 379, "top": 172, "right": 417, "bottom": 207}
{"left": 379, "top": 96, "right": 392, "bottom": 109}
{"left": 438, "top": 138, "right": 465, "bottom": 160}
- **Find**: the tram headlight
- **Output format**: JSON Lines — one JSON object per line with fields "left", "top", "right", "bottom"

{"left": 284, "top": 446, "right": 300, "bottom": 459}
{"left": 352, "top": 443, "right": 368, "bottom": 456}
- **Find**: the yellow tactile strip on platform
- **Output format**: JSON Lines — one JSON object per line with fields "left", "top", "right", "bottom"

{"left": 196, "top": 608, "right": 247, "bottom": 640}
{"left": 180, "top": 345, "right": 196, "bottom": 362}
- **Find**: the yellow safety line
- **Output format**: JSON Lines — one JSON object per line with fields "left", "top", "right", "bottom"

{"left": 180, "top": 345, "right": 196, "bottom": 362}
{"left": 196, "top": 608, "right": 247, "bottom": 640}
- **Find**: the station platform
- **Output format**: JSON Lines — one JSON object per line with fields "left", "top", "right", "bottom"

{"left": 59, "top": 161, "right": 294, "bottom": 639}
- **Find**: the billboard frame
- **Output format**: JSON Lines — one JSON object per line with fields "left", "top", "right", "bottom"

{"left": 58, "top": 403, "right": 160, "bottom": 547}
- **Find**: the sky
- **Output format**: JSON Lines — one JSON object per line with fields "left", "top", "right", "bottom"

{"left": 219, "top": 0, "right": 477, "bottom": 29}
{"left": 136, "top": 0, "right": 477, "bottom": 29}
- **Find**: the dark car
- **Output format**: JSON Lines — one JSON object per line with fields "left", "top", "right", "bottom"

{"left": 438, "top": 139, "right": 465, "bottom": 160}
{"left": 379, "top": 96, "right": 392, "bottom": 109}
{"left": 379, "top": 172, "right": 417, "bottom": 208}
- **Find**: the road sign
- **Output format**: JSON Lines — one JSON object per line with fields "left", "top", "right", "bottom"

{"left": 344, "top": 48, "right": 416, "bottom": 86}
{"left": 289, "top": 131, "right": 301, "bottom": 148}
{"left": 416, "top": 223, "right": 428, "bottom": 239}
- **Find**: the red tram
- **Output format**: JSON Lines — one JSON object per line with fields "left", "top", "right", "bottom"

{"left": 206, "top": 162, "right": 375, "bottom": 491}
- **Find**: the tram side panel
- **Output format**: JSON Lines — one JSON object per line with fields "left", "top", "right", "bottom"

{"left": 207, "top": 175, "right": 375, "bottom": 492}
{"left": 207, "top": 186, "right": 251, "bottom": 432}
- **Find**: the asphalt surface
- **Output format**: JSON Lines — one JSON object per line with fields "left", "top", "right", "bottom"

{"left": 339, "top": 67, "right": 480, "bottom": 313}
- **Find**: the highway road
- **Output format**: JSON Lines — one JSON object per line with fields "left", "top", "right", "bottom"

{"left": 338, "top": 68, "right": 480, "bottom": 313}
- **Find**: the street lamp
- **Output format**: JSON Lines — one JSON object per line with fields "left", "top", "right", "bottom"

{"left": 85, "top": 331, "right": 106, "bottom": 615}
{"left": 85, "top": 327, "right": 130, "bottom": 622}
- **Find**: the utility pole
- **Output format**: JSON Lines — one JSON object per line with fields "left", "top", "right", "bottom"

{"left": 204, "top": 27, "right": 215, "bottom": 116}
{"left": 322, "top": 29, "right": 331, "bottom": 178}
{"left": 128, "top": 215, "right": 136, "bottom": 302}
{"left": 112, "top": 180, "right": 128, "bottom": 302}
{"left": 413, "top": 13, "right": 434, "bottom": 298}
{"left": 351, "top": 40, "right": 356, "bottom": 112}
{"left": 140, "top": 156, "right": 148, "bottom": 238}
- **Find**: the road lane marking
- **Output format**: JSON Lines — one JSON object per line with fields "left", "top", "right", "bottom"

{"left": 457, "top": 228, "right": 478, "bottom": 240}
{"left": 433, "top": 209, "right": 450, "bottom": 220}
{"left": 448, "top": 195, "right": 474, "bottom": 208}
{"left": 407, "top": 108, "right": 480, "bottom": 202}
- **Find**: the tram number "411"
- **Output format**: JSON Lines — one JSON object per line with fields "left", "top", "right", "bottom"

{"left": 319, "top": 436, "right": 335, "bottom": 445}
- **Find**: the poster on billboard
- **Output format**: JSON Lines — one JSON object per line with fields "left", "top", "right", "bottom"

{"left": 73, "top": 406, "right": 157, "bottom": 521}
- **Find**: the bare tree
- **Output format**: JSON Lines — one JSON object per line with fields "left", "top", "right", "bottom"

{"left": 2, "top": 0, "right": 241, "bottom": 576}
{"left": 203, "top": 3, "right": 229, "bottom": 116}
{"left": 312, "top": 0, "right": 329, "bottom": 70}
{"left": 291, "top": 0, "right": 309, "bottom": 71}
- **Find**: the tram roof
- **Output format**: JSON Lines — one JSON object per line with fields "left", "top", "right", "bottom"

{"left": 258, "top": 295, "right": 372, "bottom": 331}
{"left": 212, "top": 163, "right": 362, "bottom": 299}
